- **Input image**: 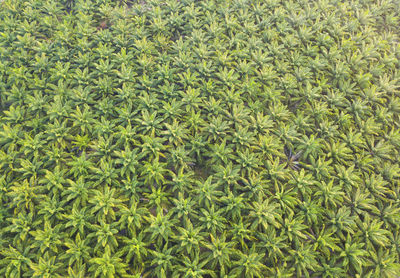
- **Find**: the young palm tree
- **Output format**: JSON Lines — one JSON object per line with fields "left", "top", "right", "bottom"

{"left": 145, "top": 208, "right": 177, "bottom": 246}
{"left": 115, "top": 232, "right": 148, "bottom": 272}
{"left": 229, "top": 245, "right": 268, "bottom": 278}
{"left": 289, "top": 242, "right": 319, "bottom": 278}
{"left": 249, "top": 195, "right": 282, "bottom": 231}
{"left": 117, "top": 200, "right": 147, "bottom": 232}
{"left": 64, "top": 204, "right": 93, "bottom": 237}
{"left": 139, "top": 135, "right": 167, "bottom": 161}
{"left": 140, "top": 155, "right": 170, "bottom": 187}
{"left": 39, "top": 165, "right": 67, "bottom": 197}
{"left": 29, "top": 252, "right": 64, "bottom": 278}
{"left": 89, "top": 221, "right": 119, "bottom": 253}
{"left": 149, "top": 243, "right": 175, "bottom": 278}
{"left": 7, "top": 177, "right": 40, "bottom": 213}
{"left": 172, "top": 251, "right": 217, "bottom": 278}
{"left": 91, "top": 158, "right": 120, "bottom": 187}
{"left": 29, "top": 221, "right": 63, "bottom": 254}
{"left": 197, "top": 205, "right": 227, "bottom": 235}
{"left": 202, "top": 232, "right": 236, "bottom": 276}
{"left": 113, "top": 145, "right": 140, "bottom": 178}
{"left": 61, "top": 233, "right": 91, "bottom": 268}
{"left": 0, "top": 244, "right": 34, "bottom": 278}
{"left": 173, "top": 219, "right": 206, "bottom": 257}
{"left": 88, "top": 246, "right": 127, "bottom": 278}
{"left": 89, "top": 185, "right": 127, "bottom": 223}
{"left": 338, "top": 235, "right": 369, "bottom": 274}
{"left": 67, "top": 152, "right": 94, "bottom": 178}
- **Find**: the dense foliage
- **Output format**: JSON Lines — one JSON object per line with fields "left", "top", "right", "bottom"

{"left": 1, "top": 0, "right": 400, "bottom": 277}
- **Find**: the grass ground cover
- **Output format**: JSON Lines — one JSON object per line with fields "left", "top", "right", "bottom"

{"left": 0, "top": 0, "right": 400, "bottom": 277}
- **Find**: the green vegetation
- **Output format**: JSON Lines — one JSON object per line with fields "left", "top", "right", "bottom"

{"left": 0, "top": 0, "right": 400, "bottom": 277}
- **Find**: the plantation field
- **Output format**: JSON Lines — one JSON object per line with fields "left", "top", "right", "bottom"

{"left": 0, "top": 0, "right": 400, "bottom": 277}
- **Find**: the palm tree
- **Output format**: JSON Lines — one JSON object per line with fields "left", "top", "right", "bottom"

{"left": 61, "top": 233, "right": 91, "bottom": 268}
{"left": 70, "top": 104, "right": 95, "bottom": 134}
{"left": 117, "top": 200, "right": 147, "bottom": 232}
{"left": 39, "top": 165, "right": 67, "bottom": 197}
{"left": 89, "top": 186, "right": 127, "bottom": 223}
{"left": 338, "top": 235, "right": 369, "bottom": 274}
{"left": 173, "top": 219, "right": 206, "bottom": 257}
{"left": 113, "top": 145, "right": 140, "bottom": 178}
{"left": 235, "top": 149, "right": 261, "bottom": 176}
{"left": 7, "top": 177, "right": 40, "bottom": 213}
{"left": 3, "top": 211, "right": 34, "bottom": 246}
{"left": 149, "top": 243, "right": 175, "bottom": 278}
{"left": 326, "top": 206, "right": 356, "bottom": 241}
{"left": 220, "top": 189, "right": 247, "bottom": 222}
{"left": 197, "top": 205, "right": 226, "bottom": 235}
{"left": 162, "top": 119, "right": 189, "bottom": 146}
{"left": 204, "top": 139, "right": 235, "bottom": 166}
{"left": 311, "top": 257, "right": 344, "bottom": 278}
{"left": 366, "top": 247, "right": 400, "bottom": 278}
{"left": 91, "top": 158, "right": 120, "bottom": 187}
{"left": 37, "top": 195, "right": 65, "bottom": 225}
{"left": 193, "top": 176, "right": 223, "bottom": 208}
{"left": 202, "top": 233, "right": 235, "bottom": 276}
{"left": 288, "top": 243, "right": 319, "bottom": 278}
{"left": 88, "top": 246, "right": 127, "bottom": 278}
{"left": 167, "top": 146, "right": 194, "bottom": 171}
{"left": 89, "top": 221, "right": 119, "bottom": 253}
{"left": 29, "top": 221, "right": 63, "bottom": 254}
{"left": 280, "top": 212, "right": 308, "bottom": 243}
{"left": 89, "top": 135, "right": 117, "bottom": 161}
{"left": 229, "top": 245, "right": 268, "bottom": 278}
{"left": 29, "top": 252, "right": 64, "bottom": 278}
{"left": 168, "top": 168, "right": 195, "bottom": 194}
{"left": 256, "top": 226, "right": 288, "bottom": 265}
{"left": 118, "top": 230, "right": 149, "bottom": 267}
{"left": 0, "top": 244, "right": 34, "bottom": 278}
{"left": 204, "top": 116, "right": 230, "bottom": 143}
{"left": 139, "top": 135, "right": 167, "bottom": 161}
{"left": 64, "top": 204, "right": 93, "bottom": 237}
{"left": 45, "top": 119, "right": 72, "bottom": 150}
{"left": 172, "top": 251, "right": 217, "bottom": 278}
{"left": 140, "top": 155, "right": 170, "bottom": 187}
{"left": 230, "top": 217, "right": 255, "bottom": 248}
{"left": 136, "top": 110, "right": 164, "bottom": 137}
{"left": 15, "top": 158, "right": 44, "bottom": 180}
{"left": 249, "top": 196, "right": 282, "bottom": 231}
{"left": 145, "top": 208, "right": 177, "bottom": 245}
{"left": 312, "top": 224, "right": 340, "bottom": 259}
{"left": 63, "top": 177, "right": 91, "bottom": 207}
{"left": 355, "top": 214, "right": 389, "bottom": 250}
{"left": 67, "top": 151, "right": 94, "bottom": 178}
{"left": 170, "top": 192, "right": 197, "bottom": 222}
